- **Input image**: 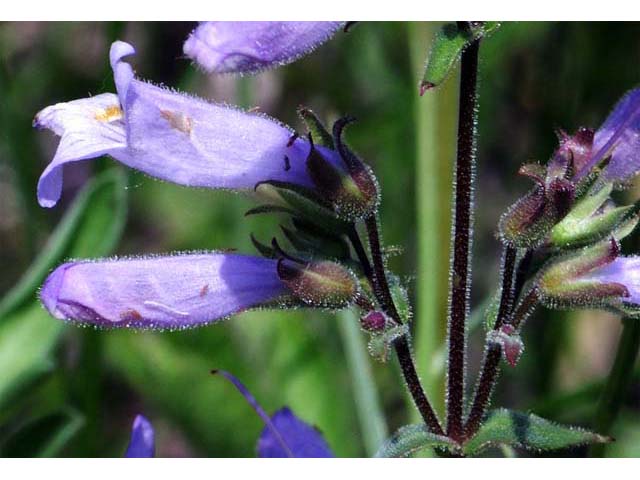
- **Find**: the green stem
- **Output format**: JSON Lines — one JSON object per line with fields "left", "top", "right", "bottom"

{"left": 336, "top": 309, "right": 388, "bottom": 456}
{"left": 590, "top": 318, "right": 640, "bottom": 457}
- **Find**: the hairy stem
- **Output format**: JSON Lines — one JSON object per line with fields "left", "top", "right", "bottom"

{"left": 349, "top": 218, "right": 444, "bottom": 435}
{"left": 446, "top": 31, "right": 480, "bottom": 441}
{"left": 464, "top": 245, "right": 518, "bottom": 438}
{"left": 591, "top": 318, "right": 640, "bottom": 457}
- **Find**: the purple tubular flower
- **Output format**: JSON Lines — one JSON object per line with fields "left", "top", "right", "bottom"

{"left": 124, "top": 415, "right": 155, "bottom": 458}
{"left": 585, "top": 256, "right": 640, "bottom": 304}
{"left": 215, "top": 370, "right": 334, "bottom": 458}
{"left": 257, "top": 407, "right": 334, "bottom": 458}
{"left": 35, "top": 41, "right": 343, "bottom": 208}
{"left": 183, "top": 22, "right": 344, "bottom": 75}
{"left": 579, "top": 88, "right": 640, "bottom": 183}
{"left": 40, "top": 253, "right": 288, "bottom": 329}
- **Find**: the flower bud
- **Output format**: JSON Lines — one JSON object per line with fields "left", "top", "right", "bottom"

{"left": 306, "top": 135, "right": 379, "bottom": 221}
{"left": 488, "top": 324, "right": 524, "bottom": 367}
{"left": 277, "top": 259, "right": 358, "bottom": 309}
{"left": 360, "top": 311, "right": 388, "bottom": 332}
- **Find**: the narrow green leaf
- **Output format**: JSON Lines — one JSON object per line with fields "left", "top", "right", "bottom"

{"left": 464, "top": 408, "right": 610, "bottom": 455}
{"left": 0, "top": 408, "right": 84, "bottom": 457}
{"left": 421, "top": 22, "right": 500, "bottom": 92}
{"left": 374, "top": 424, "right": 455, "bottom": 457}
{"left": 0, "top": 303, "right": 64, "bottom": 411}
{"left": 0, "top": 168, "right": 128, "bottom": 319}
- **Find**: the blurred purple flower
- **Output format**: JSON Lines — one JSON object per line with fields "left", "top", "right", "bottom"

{"left": 125, "top": 414, "right": 155, "bottom": 458}
{"left": 215, "top": 370, "right": 334, "bottom": 458}
{"left": 576, "top": 88, "right": 640, "bottom": 183}
{"left": 585, "top": 256, "right": 640, "bottom": 304}
{"left": 183, "top": 21, "right": 344, "bottom": 75}
{"left": 34, "top": 41, "right": 343, "bottom": 208}
{"left": 40, "top": 253, "right": 288, "bottom": 329}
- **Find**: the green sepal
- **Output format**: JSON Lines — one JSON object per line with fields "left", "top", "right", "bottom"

{"left": 389, "top": 276, "right": 412, "bottom": 324}
{"left": 367, "top": 324, "right": 409, "bottom": 363}
{"left": 253, "top": 181, "right": 349, "bottom": 232}
{"left": 374, "top": 424, "right": 456, "bottom": 457}
{"left": 550, "top": 184, "right": 636, "bottom": 248}
{"left": 298, "top": 107, "right": 334, "bottom": 149}
{"left": 421, "top": 22, "right": 500, "bottom": 92}
{"left": 463, "top": 409, "right": 610, "bottom": 455}
{"left": 280, "top": 225, "right": 350, "bottom": 261}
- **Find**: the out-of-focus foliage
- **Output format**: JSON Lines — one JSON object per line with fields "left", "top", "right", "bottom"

{"left": 0, "top": 22, "right": 639, "bottom": 457}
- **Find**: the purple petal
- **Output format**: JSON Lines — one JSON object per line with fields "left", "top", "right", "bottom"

{"left": 183, "top": 22, "right": 343, "bottom": 74}
{"left": 585, "top": 88, "right": 640, "bottom": 182}
{"left": 40, "top": 253, "right": 288, "bottom": 329}
{"left": 124, "top": 414, "right": 155, "bottom": 458}
{"left": 587, "top": 256, "right": 640, "bottom": 304}
{"left": 35, "top": 41, "right": 343, "bottom": 207}
{"left": 258, "top": 407, "right": 334, "bottom": 458}
{"left": 34, "top": 93, "right": 129, "bottom": 208}
{"left": 215, "top": 370, "right": 334, "bottom": 458}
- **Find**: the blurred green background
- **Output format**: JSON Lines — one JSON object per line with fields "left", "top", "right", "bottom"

{"left": 0, "top": 22, "right": 639, "bottom": 457}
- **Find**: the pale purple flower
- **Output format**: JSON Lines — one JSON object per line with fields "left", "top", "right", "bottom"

{"left": 40, "top": 253, "right": 288, "bottom": 329}
{"left": 125, "top": 414, "right": 155, "bottom": 458}
{"left": 34, "top": 41, "right": 343, "bottom": 208}
{"left": 577, "top": 88, "right": 640, "bottom": 183}
{"left": 584, "top": 256, "right": 640, "bottom": 304}
{"left": 215, "top": 370, "right": 334, "bottom": 458}
{"left": 183, "top": 22, "right": 344, "bottom": 75}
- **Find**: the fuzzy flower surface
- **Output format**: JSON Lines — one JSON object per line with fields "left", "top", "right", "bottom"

{"left": 34, "top": 40, "right": 343, "bottom": 208}
{"left": 183, "top": 21, "right": 344, "bottom": 74}
{"left": 40, "top": 253, "right": 289, "bottom": 329}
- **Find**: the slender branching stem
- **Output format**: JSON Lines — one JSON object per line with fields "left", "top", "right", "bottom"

{"left": 446, "top": 31, "right": 480, "bottom": 441}
{"left": 348, "top": 218, "right": 444, "bottom": 435}
{"left": 591, "top": 318, "right": 640, "bottom": 457}
{"left": 464, "top": 245, "right": 517, "bottom": 438}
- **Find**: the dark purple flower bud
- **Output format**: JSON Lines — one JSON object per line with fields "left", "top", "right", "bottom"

{"left": 277, "top": 259, "right": 358, "bottom": 309}
{"left": 360, "top": 311, "right": 387, "bottom": 332}
{"left": 488, "top": 324, "right": 524, "bottom": 367}
{"left": 214, "top": 370, "right": 334, "bottom": 458}
{"left": 183, "top": 22, "right": 344, "bottom": 75}
{"left": 578, "top": 88, "right": 640, "bottom": 183}
{"left": 124, "top": 415, "right": 155, "bottom": 458}
{"left": 40, "top": 253, "right": 289, "bottom": 329}
{"left": 34, "top": 41, "right": 344, "bottom": 208}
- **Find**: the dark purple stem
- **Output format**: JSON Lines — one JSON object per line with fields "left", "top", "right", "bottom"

{"left": 352, "top": 216, "right": 444, "bottom": 435}
{"left": 446, "top": 31, "right": 480, "bottom": 442}
{"left": 464, "top": 245, "right": 517, "bottom": 438}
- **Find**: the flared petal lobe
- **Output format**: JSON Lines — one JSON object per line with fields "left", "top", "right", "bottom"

{"left": 125, "top": 415, "right": 155, "bottom": 458}
{"left": 34, "top": 93, "right": 129, "bottom": 208}
{"left": 183, "top": 21, "right": 343, "bottom": 74}
{"left": 35, "top": 41, "right": 343, "bottom": 207}
{"left": 583, "top": 88, "right": 640, "bottom": 183}
{"left": 40, "top": 253, "right": 288, "bottom": 329}
{"left": 258, "top": 407, "right": 334, "bottom": 458}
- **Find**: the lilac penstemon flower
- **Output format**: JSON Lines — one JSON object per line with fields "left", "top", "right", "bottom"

{"left": 183, "top": 22, "right": 344, "bottom": 75}
{"left": 123, "top": 372, "right": 334, "bottom": 458}
{"left": 34, "top": 40, "right": 344, "bottom": 208}
{"left": 125, "top": 415, "right": 155, "bottom": 458}
{"left": 40, "top": 252, "right": 358, "bottom": 329}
